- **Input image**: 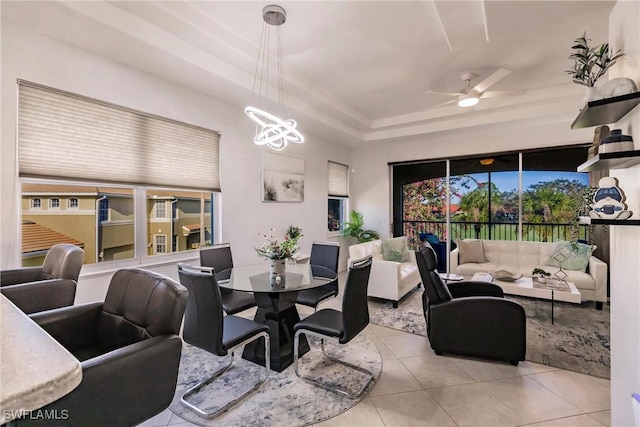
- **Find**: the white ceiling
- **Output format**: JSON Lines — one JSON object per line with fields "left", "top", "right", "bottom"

{"left": 2, "top": 0, "right": 617, "bottom": 147}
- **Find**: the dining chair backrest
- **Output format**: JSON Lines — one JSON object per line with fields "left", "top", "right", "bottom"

{"left": 309, "top": 241, "right": 340, "bottom": 273}
{"left": 177, "top": 263, "right": 226, "bottom": 356}
{"left": 340, "top": 256, "right": 372, "bottom": 344}
{"left": 200, "top": 243, "right": 234, "bottom": 272}
{"left": 415, "top": 244, "right": 452, "bottom": 305}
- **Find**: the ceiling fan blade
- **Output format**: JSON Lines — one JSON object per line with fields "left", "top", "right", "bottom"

{"left": 425, "top": 90, "right": 461, "bottom": 97}
{"left": 472, "top": 68, "right": 511, "bottom": 93}
{"left": 430, "top": 99, "right": 457, "bottom": 108}
{"left": 481, "top": 89, "right": 527, "bottom": 98}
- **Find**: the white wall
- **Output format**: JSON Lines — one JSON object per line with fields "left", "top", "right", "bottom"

{"left": 608, "top": 1, "right": 640, "bottom": 425}
{"left": 0, "top": 23, "right": 351, "bottom": 303}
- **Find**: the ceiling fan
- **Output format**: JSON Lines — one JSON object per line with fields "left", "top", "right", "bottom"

{"left": 426, "top": 68, "right": 525, "bottom": 108}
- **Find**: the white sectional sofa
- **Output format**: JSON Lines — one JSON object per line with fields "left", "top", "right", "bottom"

{"left": 450, "top": 239, "right": 608, "bottom": 309}
{"left": 348, "top": 239, "right": 421, "bottom": 308}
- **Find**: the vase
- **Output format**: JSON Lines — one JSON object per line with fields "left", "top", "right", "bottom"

{"left": 269, "top": 258, "right": 286, "bottom": 279}
{"left": 583, "top": 86, "right": 599, "bottom": 102}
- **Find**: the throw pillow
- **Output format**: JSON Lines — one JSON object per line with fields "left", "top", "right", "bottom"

{"left": 381, "top": 237, "right": 410, "bottom": 262}
{"left": 456, "top": 239, "right": 486, "bottom": 264}
{"left": 547, "top": 241, "right": 596, "bottom": 271}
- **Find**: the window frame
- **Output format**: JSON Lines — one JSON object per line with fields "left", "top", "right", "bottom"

{"left": 20, "top": 177, "right": 220, "bottom": 274}
{"left": 31, "top": 198, "right": 41, "bottom": 209}
{"left": 153, "top": 234, "right": 168, "bottom": 254}
{"left": 68, "top": 198, "right": 79, "bottom": 209}
{"left": 49, "top": 198, "right": 60, "bottom": 209}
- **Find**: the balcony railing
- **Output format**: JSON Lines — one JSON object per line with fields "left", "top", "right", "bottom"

{"left": 403, "top": 220, "right": 589, "bottom": 246}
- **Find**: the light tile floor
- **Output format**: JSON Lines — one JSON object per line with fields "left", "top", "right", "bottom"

{"left": 139, "top": 274, "right": 611, "bottom": 427}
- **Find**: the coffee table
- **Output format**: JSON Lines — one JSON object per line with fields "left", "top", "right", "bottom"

{"left": 470, "top": 273, "right": 581, "bottom": 324}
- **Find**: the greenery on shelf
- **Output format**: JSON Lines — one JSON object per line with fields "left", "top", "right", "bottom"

{"left": 341, "top": 210, "right": 380, "bottom": 243}
{"left": 566, "top": 32, "right": 624, "bottom": 87}
{"left": 255, "top": 225, "right": 303, "bottom": 261}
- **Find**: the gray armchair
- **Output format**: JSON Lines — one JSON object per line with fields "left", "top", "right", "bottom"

{"left": 0, "top": 244, "right": 85, "bottom": 314}
{"left": 21, "top": 268, "right": 189, "bottom": 426}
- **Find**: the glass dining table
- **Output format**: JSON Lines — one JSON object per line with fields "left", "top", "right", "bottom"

{"left": 216, "top": 263, "right": 337, "bottom": 372}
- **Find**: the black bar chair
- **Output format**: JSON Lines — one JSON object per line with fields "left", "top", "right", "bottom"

{"left": 296, "top": 241, "right": 340, "bottom": 311}
{"left": 293, "top": 256, "right": 373, "bottom": 399}
{"left": 177, "top": 263, "right": 270, "bottom": 419}
{"left": 199, "top": 243, "right": 256, "bottom": 315}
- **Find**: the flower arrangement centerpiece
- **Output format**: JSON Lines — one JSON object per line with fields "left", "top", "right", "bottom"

{"left": 256, "top": 225, "right": 303, "bottom": 278}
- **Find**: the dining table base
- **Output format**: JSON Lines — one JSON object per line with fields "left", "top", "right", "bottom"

{"left": 242, "top": 292, "right": 310, "bottom": 372}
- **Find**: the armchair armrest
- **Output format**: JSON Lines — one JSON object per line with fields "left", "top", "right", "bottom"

{"left": 42, "top": 335, "right": 183, "bottom": 427}
{"left": 1, "top": 278, "right": 77, "bottom": 314}
{"left": 588, "top": 256, "right": 608, "bottom": 302}
{"left": 0, "top": 267, "right": 42, "bottom": 286}
{"left": 447, "top": 281, "right": 504, "bottom": 298}
{"left": 449, "top": 248, "right": 460, "bottom": 273}
{"left": 30, "top": 302, "right": 103, "bottom": 352}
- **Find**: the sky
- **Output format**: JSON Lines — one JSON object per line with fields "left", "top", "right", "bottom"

{"left": 451, "top": 171, "right": 589, "bottom": 203}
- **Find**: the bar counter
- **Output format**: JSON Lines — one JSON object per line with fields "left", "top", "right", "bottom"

{"left": 1, "top": 295, "right": 82, "bottom": 423}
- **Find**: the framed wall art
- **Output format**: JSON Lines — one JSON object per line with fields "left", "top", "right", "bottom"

{"left": 262, "top": 152, "right": 304, "bottom": 202}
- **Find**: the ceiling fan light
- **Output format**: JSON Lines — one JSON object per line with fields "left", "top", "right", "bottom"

{"left": 458, "top": 93, "right": 479, "bottom": 107}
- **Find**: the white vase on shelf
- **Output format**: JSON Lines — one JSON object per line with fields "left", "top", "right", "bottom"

{"left": 584, "top": 86, "right": 599, "bottom": 102}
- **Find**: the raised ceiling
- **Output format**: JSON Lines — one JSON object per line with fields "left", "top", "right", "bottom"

{"left": 2, "top": 1, "right": 617, "bottom": 147}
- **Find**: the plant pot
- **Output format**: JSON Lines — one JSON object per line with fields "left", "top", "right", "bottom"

{"left": 583, "top": 86, "right": 599, "bottom": 102}
{"left": 269, "top": 258, "right": 286, "bottom": 279}
{"left": 538, "top": 277, "right": 547, "bottom": 284}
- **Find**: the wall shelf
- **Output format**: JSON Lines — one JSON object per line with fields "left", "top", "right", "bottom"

{"left": 577, "top": 150, "right": 640, "bottom": 172}
{"left": 571, "top": 91, "right": 640, "bottom": 129}
{"left": 589, "top": 218, "right": 640, "bottom": 226}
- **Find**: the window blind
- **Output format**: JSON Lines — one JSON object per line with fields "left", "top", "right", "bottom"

{"left": 328, "top": 161, "right": 349, "bottom": 197}
{"left": 18, "top": 80, "right": 221, "bottom": 192}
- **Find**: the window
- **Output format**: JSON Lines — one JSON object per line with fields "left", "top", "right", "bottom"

{"left": 17, "top": 81, "right": 221, "bottom": 268}
{"left": 154, "top": 200, "right": 168, "bottom": 219}
{"left": 49, "top": 198, "right": 60, "bottom": 208}
{"left": 328, "top": 161, "right": 349, "bottom": 233}
{"left": 31, "top": 198, "right": 41, "bottom": 209}
{"left": 146, "top": 190, "right": 212, "bottom": 256}
{"left": 154, "top": 234, "right": 167, "bottom": 254}
{"left": 99, "top": 199, "right": 110, "bottom": 222}
{"left": 393, "top": 146, "right": 590, "bottom": 244}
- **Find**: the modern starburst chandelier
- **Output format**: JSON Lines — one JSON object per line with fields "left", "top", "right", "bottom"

{"left": 245, "top": 5, "right": 303, "bottom": 151}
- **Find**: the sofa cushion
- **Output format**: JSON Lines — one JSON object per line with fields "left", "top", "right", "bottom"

{"left": 382, "top": 237, "right": 409, "bottom": 262}
{"left": 457, "top": 239, "right": 486, "bottom": 264}
{"left": 547, "top": 241, "right": 595, "bottom": 271}
{"left": 457, "top": 262, "right": 499, "bottom": 276}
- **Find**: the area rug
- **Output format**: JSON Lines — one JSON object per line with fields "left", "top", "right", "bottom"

{"left": 370, "top": 289, "right": 610, "bottom": 379}
{"left": 169, "top": 334, "right": 382, "bottom": 426}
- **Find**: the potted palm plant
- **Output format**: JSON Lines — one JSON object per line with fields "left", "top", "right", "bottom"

{"left": 340, "top": 210, "right": 380, "bottom": 243}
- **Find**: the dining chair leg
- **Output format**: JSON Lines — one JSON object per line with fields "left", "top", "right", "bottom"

{"left": 181, "top": 332, "right": 270, "bottom": 418}
{"left": 294, "top": 330, "right": 373, "bottom": 399}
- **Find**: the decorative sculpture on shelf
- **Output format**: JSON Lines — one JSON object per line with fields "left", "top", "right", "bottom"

{"left": 589, "top": 177, "right": 632, "bottom": 220}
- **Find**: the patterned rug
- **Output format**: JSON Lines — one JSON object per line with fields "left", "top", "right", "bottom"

{"left": 370, "top": 289, "right": 610, "bottom": 379}
{"left": 169, "top": 334, "right": 382, "bottom": 426}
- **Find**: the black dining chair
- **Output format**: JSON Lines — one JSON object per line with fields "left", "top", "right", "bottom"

{"left": 416, "top": 244, "right": 526, "bottom": 365}
{"left": 200, "top": 243, "right": 256, "bottom": 315}
{"left": 177, "top": 263, "right": 270, "bottom": 419}
{"left": 296, "top": 241, "right": 340, "bottom": 311}
{"left": 293, "top": 255, "right": 373, "bottom": 399}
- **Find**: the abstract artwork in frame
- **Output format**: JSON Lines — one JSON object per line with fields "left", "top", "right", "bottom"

{"left": 262, "top": 152, "right": 304, "bottom": 202}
